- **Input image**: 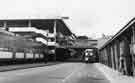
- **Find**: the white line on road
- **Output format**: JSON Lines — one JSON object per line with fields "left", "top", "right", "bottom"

{"left": 62, "top": 63, "right": 85, "bottom": 82}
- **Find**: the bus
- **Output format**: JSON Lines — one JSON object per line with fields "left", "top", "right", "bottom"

{"left": 83, "top": 48, "right": 98, "bottom": 63}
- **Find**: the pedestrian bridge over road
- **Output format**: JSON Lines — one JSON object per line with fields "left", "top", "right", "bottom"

{"left": 55, "top": 39, "right": 98, "bottom": 61}
{"left": 56, "top": 39, "right": 98, "bottom": 49}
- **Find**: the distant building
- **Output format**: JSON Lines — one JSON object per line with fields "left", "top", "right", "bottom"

{"left": 0, "top": 17, "right": 76, "bottom": 61}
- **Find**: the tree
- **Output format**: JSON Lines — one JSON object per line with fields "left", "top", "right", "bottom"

{"left": 102, "top": 34, "right": 113, "bottom": 39}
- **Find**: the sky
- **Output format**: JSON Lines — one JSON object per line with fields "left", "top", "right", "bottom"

{"left": 0, "top": 0, "right": 135, "bottom": 38}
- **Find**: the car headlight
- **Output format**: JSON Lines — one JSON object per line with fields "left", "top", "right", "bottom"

{"left": 90, "top": 53, "right": 93, "bottom": 56}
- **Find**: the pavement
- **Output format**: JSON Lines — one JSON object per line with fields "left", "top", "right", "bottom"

{"left": 0, "top": 62, "right": 110, "bottom": 83}
{"left": 0, "top": 62, "right": 60, "bottom": 72}
{"left": 95, "top": 63, "right": 135, "bottom": 83}
{"left": 1, "top": 62, "right": 134, "bottom": 83}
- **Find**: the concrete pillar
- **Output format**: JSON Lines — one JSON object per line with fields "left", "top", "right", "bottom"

{"left": 103, "top": 49, "right": 106, "bottom": 64}
{"left": 28, "top": 20, "right": 31, "bottom": 27}
{"left": 131, "top": 26, "right": 135, "bottom": 76}
{"left": 114, "top": 42, "right": 118, "bottom": 70}
{"left": 115, "top": 40, "right": 120, "bottom": 71}
{"left": 110, "top": 45, "right": 115, "bottom": 69}
{"left": 123, "top": 35, "right": 133, "bottom": 76}
{"left": 24, "top": 48, "right": 27, "bottom": 63}
{"left": 108, "top": 46, "right": 111, "bottom": 67}
{"left": 4, "top": 21, "right": 8, "bottom": 31}
{"left": 104, "top": 48, "right": 108, "bottom": 65}
{"left": 106, "top": 46, "right": 110, "bottom": 66}
{"left": 119, "top": 39, "right": 127, "bottom": 74}
{"left": 107, "top": 46, "right": 112, "bottom": 67}
{"left": 113, "top": 40, "right": 120, "bottom": 71}
{"left": 112, "top": 44, "right": 116, "bottom": 69}
{"left": 53, "top": 20, "right": 57, "bottom": 61}
{"left": 101, "top": 50, "right": 104, "bottom": 64}
{"left": 99, "top": 50, "right": 102, "bottom": 63}
{"left": 12, "top": 48, "right": 16, "bottom": 61}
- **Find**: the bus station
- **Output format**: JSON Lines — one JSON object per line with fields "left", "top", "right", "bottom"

{"left": 0, "top": 0, "right": 135, "bottom": 83}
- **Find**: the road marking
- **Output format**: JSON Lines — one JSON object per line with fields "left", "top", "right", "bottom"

{"left": 0, "top": 63, "right": 85, "bottom": 82}
{"left": 62, "top": 63, "right": 85, "bottom": 82}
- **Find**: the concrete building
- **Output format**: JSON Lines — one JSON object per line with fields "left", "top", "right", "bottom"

{"left": 0, "top": 17, "right": 75, "bottom": 61}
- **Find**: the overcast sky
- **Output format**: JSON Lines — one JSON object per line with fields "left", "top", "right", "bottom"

{"left": 0, "top": 0, "right": 135, "bottom": 38}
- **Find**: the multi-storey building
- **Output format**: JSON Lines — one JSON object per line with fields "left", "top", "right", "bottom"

{"left": 0, "top": 17, "right": 75, "bottom": 61}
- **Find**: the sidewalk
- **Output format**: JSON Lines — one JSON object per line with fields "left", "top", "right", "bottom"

{"left": 94, "top": 63, "right": 135, "bottom": 83}
{"left": 0, "top": 62, "right": 60, "bottom": 72}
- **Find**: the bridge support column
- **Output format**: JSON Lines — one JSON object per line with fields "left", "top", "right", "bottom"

{"left": 115, "top": 40, "right": 120, "bottom": 71}
{"left": 114, "top": 40, "right": 120, "bottom": 70}
{"left": 112, "top": 44, "right": 117, "bottom": 70}
{"left": 4, "top": 21, "right": 8, "bottom": 31}
{"left": 107, "top": 45, "right": 112, "bottom": 67}
{"left": 122, "top": 35, "right": 133, "bottom": 76}
{"left": 131, "top": 26, "right": 135, "bottom": 76}
{"left": 110, "top": 45, "right": 115, "bottom": 69}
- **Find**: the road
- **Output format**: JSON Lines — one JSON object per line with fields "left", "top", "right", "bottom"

{"left": 0, "top": 63, "right": 110, "bottom": 83}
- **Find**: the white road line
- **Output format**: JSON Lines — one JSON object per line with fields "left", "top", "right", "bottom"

{"left": 62, "top": 64, "right": 85, "bottom": 82}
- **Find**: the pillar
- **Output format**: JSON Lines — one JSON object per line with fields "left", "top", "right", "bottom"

{"left": 53, "top": 20, "right": 57, "bottom": 61}
{"left": 110, "top": 45, "right": 115, "bottom": 69}
{"left": 116, "top": 39, "right": 120, "bottom": 71}
{"left": 4, "top": 21, "right": 8, "bottom": 31}
{"left": 131, "top": 26, "right": 135, "bottom": 76}
{"left": 28, "top": 20, "right": 31, "bottom": 27}
{"left": 114, "top": 40, "right": 120, "bottom": 70}
{"left": 123, "top": 35, "right": 133, "bottom": 76}
{"left": 108, "top": 45, "right": 112, "bottom": 67}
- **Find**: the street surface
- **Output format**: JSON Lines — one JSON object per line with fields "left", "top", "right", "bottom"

{"left": 0, "top": 63, "right": 110, "bottom": 83}
{"left": 0, "top": 62, "right": 59, "bottom": 72}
